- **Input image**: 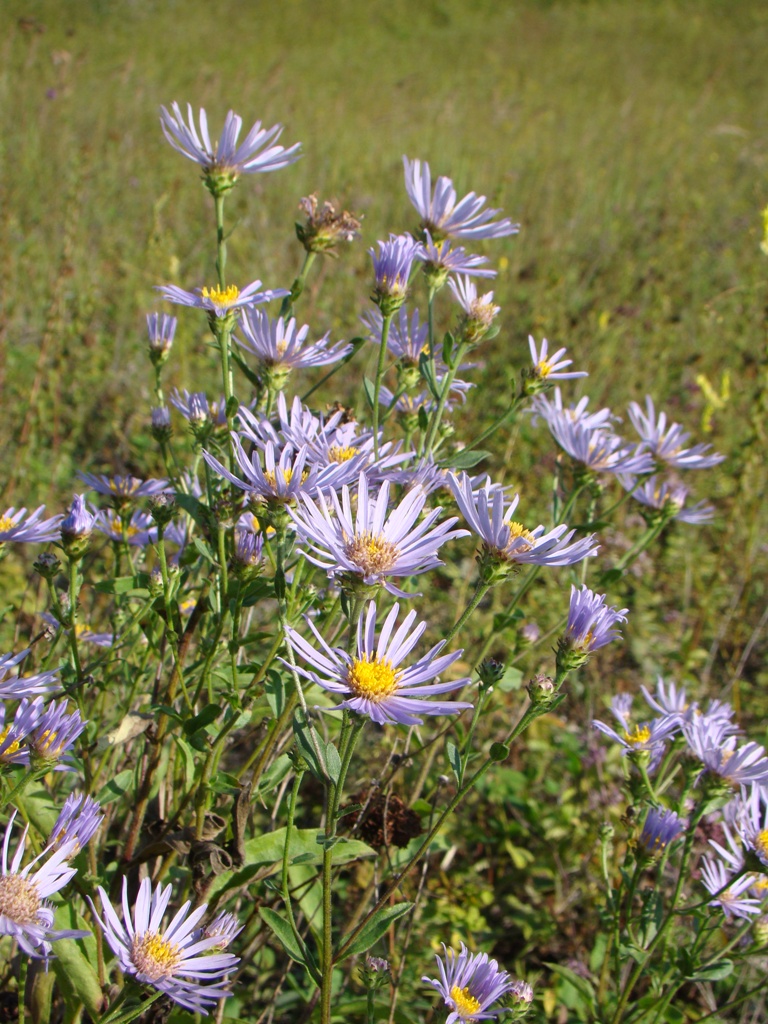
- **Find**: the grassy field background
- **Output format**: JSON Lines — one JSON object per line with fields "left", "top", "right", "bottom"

{"left": 2, "top": 0, "right": 768, "bottom": 1016}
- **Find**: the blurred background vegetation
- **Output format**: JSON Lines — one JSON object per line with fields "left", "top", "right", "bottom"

{"left": 2, "top": 0, "right": 768, "bottom": 1017}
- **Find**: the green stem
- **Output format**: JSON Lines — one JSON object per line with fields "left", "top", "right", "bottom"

{"left": 421, "top": 340, "right": 469, "bottom": 457}
{"left": 281, "top": 250, "right": 317, "bottom": 318}
{"left": 67, "top": 557, "right": 83, "bottom": 683}
{"left": 214, "top": 193, "right": 227, "bottom": 288}
{"left": 443, "top": 579, "right": 492, "bottom": 646}
{"left": 372, "top": 313, "right": 393, "bottom": 461}
{"left": 470, "top": 394, "right": 526, "bottom": 450}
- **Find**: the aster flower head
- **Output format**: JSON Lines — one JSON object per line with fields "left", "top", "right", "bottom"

{"left": 237, "top": 309, "right": 352, "bottom": 391}
{"left": 204, "top": 438, "right": 321, "bottom": 513}
{"left": 684, "top": 716, "right": 768, "bottom": 790}
{"left": 289, "top": 471, "right": 468, "bottom": 598}
{"left": 0, "top": 649, "right": 61, "bottom": 701}
{"left": 287, "top": 600, "right": 471, "bottom": 726}
{"left": 160, "top": 102, "right": 301, "bottom": 196}
{"left": 48, "top": 794, "right": 103, "bottom": 853}
{"left": 0, "top": 811, "right": 85, "bottom": 959}
{"left": 369, "top": 234, "right": 424, "bottom": 315}
{"left": 404, "top": 156, "right": 519, "bottom": 242}
{"left": 593, "top": 711, "right": 679, "bottom": 773}
{"left": 421, "top": 231, "right": 496, "bottom": 293}
{"left": 522, "top": 337, "right": 587, "bottom": 395}
{"left": 557, "top": 585, "right": 628, "bottom": 671}
{"left": 620, "top": 475, "right": 715, "bottom": 526}
{"left": 0, "top": 699, "right": 43, "bottom": 768}
{"left": 27, "top": 698, "right": 87, "bottom": 769}
{"left": 450, "top": 473, "right": 598, "bottom": 584}
{"left": 0, "top": 506, "right": 63, "bottom": 548}
{"left": 423, "top": 943, "right": 518, "bottom": 1024}
{"left": 151, "top": 406, "right": 172, "bottom": 442}
{"left": 194, "top": 911, "right": 243, "bottom": 950}
{"left": 233, "top": 529, "right": 264, "bottom": 577}
{"left": 700, "top": 856, "right": 762, "bottom": 920}
{"left": 96, "top": 510, "right": 158, "bottom": 547}
{"left": 146, "top": 312, "right": 177, "bottom": 366}
{"left": 158, "top": 279, "right": 288, "bottom": 326}
{"left": 60, "top": 494, "right": 97, "bottom": 560}
{"left": 92, "top": 876, "right": 239, "bottom": 1013}
{"left": 529, "top": 387, "right": 615, "bottom": 432}
{"left": 546, "top": 419, "right": 654, "bottom": 478}
{"left": 296, "top": 193, "right": 362, "bottom": 254}
{"left": 628, "top": 396, "right": 725, "bottom": 471}
{"left": 78, "top": 472, "right": 169, "bottom": 503}
{"left": 637, "top": 807, "right": 685, "bottom": 858}
{"left": 448, "top": 276, "right": 500, "bottom": 345}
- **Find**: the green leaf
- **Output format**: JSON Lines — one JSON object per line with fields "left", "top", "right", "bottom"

{"left": 419, "top": 352, "right": 440, "bottom": 400}
{"left": 183, "top": 703, "right": 222, "bottom": 735}
{"left": 94, "top": 574, "right": 149, "bottom": 596}
{"left": 363, "top": 376, "right": 376, "bottom": 410}
{"left": 293, "top": 708, "right": 335, "bottom": 781}
{"left": 446, "top": 741, "right": 462, "bottom": 785}
{"left": 52, "top": 905, "right": 102, "bottom": 1015}
{"left": 497, "top": 666, "right": 524, "bottom": 692}
{"left": 259, "top": 907, "right": 319, "bottom": 979}
{"left": 442, "top": 448, "right": 491, "bottom": 470}
{"left": 325, "top": 741, "right": 342, "bottom": 786}
{"left": 339, "top": 902, "right": 413, "bottom": 960}
{"left": 686, "top": 960, "right": 734, "bottom": 982}
{"left": 544, "top": 963, "right": 596, "bottom": 1013}
{"left": 96, "top": 768, "right": 135, "bottom": 805}
{"left": 193, "top": 537, "right": 216, "bottom": 563}
{"left": 265, "top": 669, "right": 287, "bottom": 717}
{"left": 175, "top": 492, "right": 213, "bottom": 534}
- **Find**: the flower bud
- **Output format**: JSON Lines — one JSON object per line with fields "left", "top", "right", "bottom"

{"left": 477, "top": 658, "right": 505, "bottom": 690}
{"left": 151, "top": 406, "right": 172, "bottom": 442}
{"left": 34, "top": 551, "right": 62, "bottom": 580}
{"left": 147, "top": 313, "right": 176, "bottom": 367}
{"left": 149, "top": 492, "right": 177, "bottom": 528}
{"left": 61, "top": 495, "right": 96, "bottom": 560}
{"left": 527, "top": 674, "right": 555, "bottom": 707}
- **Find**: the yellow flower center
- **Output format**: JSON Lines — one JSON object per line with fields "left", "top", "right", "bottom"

{"left": 263, "top": 468, "right": 308, "bottom": 491}
{"left": 0, "top": 725, "right": 20, "bottom": 757}
{"left": 201, "top": 284, "right": 240, "bottom": 307}
{"left": 753, "top": 875, "right": 768, "bottom": 892}
{"left": 347, "top": 655, "right": 399, "bottom": 702}
{"left": 624, "top": 724, "right": 651, "bottom": 746}
{"left": 344, "top": 531, "right": 399, "bottom": 575}
{"left": 450, "top": 985, "right": 482, "bottom": 1019}
{"left": 130, "top": 931, "right": 181, "bottom": 981}
{"left": 328, "top": 445, "right": 358, "bottom": 463}
{"left": 0, "top": 515, "right": 14, "bottom": 533}
{"left": 109, "top": 479, "right": 139, "bottom": 495}
{"left": 536, "top": 358, "right": 554, "bottom": 378}
{"left": 276, "top": 339, "right": 289, "bottom": 357}
{"left": 0, "top": 874, "right": 41, "bottom": 924}
{"left": 35, "top": 729, "right": 65, "bottom": 757}
{"left": 756, "top": 829, "right": 768, "bottom": 860}
{"left": 505, "top": 522, "right": 535, "bottom": 554}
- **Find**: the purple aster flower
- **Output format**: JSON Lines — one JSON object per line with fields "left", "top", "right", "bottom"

{"left": 620, "top": 475, "right": 715, "bottom": 525}
{"left": 640, "top": 676, "right": 691, "bottom": 724}
{"left": 78, "top": 473, "right": 168, "bottom": 500}
{"left": 448, "top": 276, "right": 500, "bottom": 343}
{"left": 545, "top": 418, "right": 654, "bottom": 476}
{"left": 562, "top": 585, "right": 628, "bottom": 654}
{"left": 193, "top": 911, "right": 243, "bottom": 950}
{"left": 96, "top": 510, "right": 158, "bottom": 546}
{"left": 700, "top": 857, "right": 762, "bottom": 919}
{"left": 147, "top": 312, "right": 177, "bottom": 356}
{"left": 91, "top": 876, "right": 239, "bottom": 1014}
{"left": 48, "top": 793, "right": 103, "bottom": 853}
{"left": 160, "top": 102, "right": 301, "bottom": 179}
{"left": 0, "top": 506, "right": 63, "bottom": 546}
{"left": 423, "top": 943, "right": 518, "bottom": 1023}
{"left": 0, "top": 650, "right": 60, "bottom": 701}
{"left": 638, "top": 807, "right": 685, "bottom": 856}
{"left": 404, "top": 157, "right": 519, "bottom": 241}
{"left": 362, "top": 306, "right": 433, "bottom": 368}
{"left": 41, "top": 611, "right": 115, "bottom": 648}
{"left": 204, "top": 439, "right": 321, "bottom": 505}
{"left": 592, "top": 712, "right": 679, "bottom": 771}
{"left": 421, "top": 231, "right": 496, "bottom": 288}
{"left": 233, "top": 529, "right": 264, "bottom": 570}
{"left": 237, "top": 309, "right": 352, "bottom": 371}
{"left": 369, "top": 234, "right": 424, "bottom": 312}
{"left": 287, "top": 600, "right": 472, "bottom": 726}
{"left": 61, "top": 494, "right": 97, "bottom": 541}
{"left": 529, "top": 387, "right": 615, "bottom": 432}
{"left": 158, "top": 280, "right": 288, "bottom": 319}
{"left": 527, "top": 336, "right": 587, "bottom": 384}
{"left": 0, "top": 698, "right": 43, "bottom": 767}
{"left": 0, "top": 811, "right": 85, "bottom": 959}
{"left": 288, "top": 471, "right": 468, "bottom": 598}
{"left": 449, "top": 473, "right": 598, "bottom": 580}
{"left": 628, "top": 396, "right": 725, "bottom": 470}
{"left": 170, "top": 389, "right": 227, "bottom": 429}
{"left": 27, "top": 698, "right": 87, "bottom": 767}
{"left": 684, "top": 717, "right": 768, "bottom": 787}
{"left": 151, "top": 406, "right": 172, "bottom": 437}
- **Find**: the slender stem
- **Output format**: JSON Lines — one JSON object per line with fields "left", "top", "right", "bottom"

{"left": 281, "top": 250, "right": 317, "bottom": 318}
{"left": 372, "top": 313, "right": 393, "bottom": 461}
{"left": 470, "top": 394, "right": 525, "bottom": 450}
{"left": 214, "top": 193, "right": 227, "bottom": 288}
{"left": 421, "top": 340, "right": 469, "bottom": 457}
{"left": 67, "top": 557, "right": 83, "bottom": 683}
{"left": 443, "top": 579, "right": 492, "bottom": 646}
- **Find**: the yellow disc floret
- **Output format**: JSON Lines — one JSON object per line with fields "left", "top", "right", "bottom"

{"left": 347, "top": 654, "right": 399, "bottom": 703}
{"left": 0, "top": 874, "right": 40, "bottom": 924}
{"left": 344, "top": 531, "right": 399, "bottom": 575}
{"left": 0, "top": 516, "right": 14, "bottom": 533}
{"left": 450, "top": 985, "right": 482, "bottom": 1019}
{"left": 755, "top": 829, "right": 768, "bottom": 861}
{"left": 201, "top": 284, "right": 240, "bottom": 308}
{"left": 328, "top": 445, "right": 358, "bottom": 464}
{"left": 130, "top": 931, "right": 181, "bottom": 981}
{"left": 624, "top": 724, "right": 651, "bottom": 747}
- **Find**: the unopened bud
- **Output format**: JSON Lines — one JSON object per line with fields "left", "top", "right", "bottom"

{"left": 527, "top": 674, "right": 555, "bottom": 707}
{"left": 477, "top": 658, "right": 505, "bottom": 689}
{"left": 34, "top": 552, "right": 62, "bottom": 580}
{"left": 149, "top": 493, "right": 177, "bottom": 528}
{"left": 61, "top": 495, "right": 96, "bottom": 560}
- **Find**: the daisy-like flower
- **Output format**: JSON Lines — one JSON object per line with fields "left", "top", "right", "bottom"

{"left": 289, "top": 471, "right": 468, "bottom": 598}
{"left": 0, "top": 650, "right": 60, "bottom": 701}
{"left": 160, "top": 103, "right": 301, "bottom": 188}
{"left": 421, "top": 231, "right": 496, "bottom": 292}
{"left": 620, "top": 475, "right": 714, "bottom": 525}
{"left": 557, "top": 585, "right": 628, "bottom": 670}
{"left": 592, "top": 711, "right": 679, "bottom": 771}
{"left": 96, "top": 511, "right": 158, "bottom": 547}
{"left": 628, "top": 396, "right": 725, "bottom": 470}
{"left": 78, "top": 473, "right": 168, "bottom": 501}
{"left": 529, "top": 387, "right": 614, "bottom": 432}
{"left": 0, "top": 506, "right": 62, "bottom": 546}
{"left": 362, "top": 306, "right": 431, "bottom": 367}
{"left": 404, "top": 157, "right": 519, "bottom": 241}
{"left": 146, "top": 312, "right": 177, "bottom": 364}
{"left": 369, "top": 234, "right": 424, "bottom": 314}
{"left": 204, "top": 439, "right": 322, "bottom": 506}
{"left": 637, "top": 807, "right": 685, "bottom": 857}
{"left": 193, "top": 911, "right": 243, "bottom": 950}
{"left": 448, "top": 276, "right": 500, "bottom": 344}
{"left": 287, "top": 601, "right": 471, "bottom": 727}
{"left": 524, "top": 337, "right": 587, "bottom": 392}
{"left": 158, "top": 279, "right": 288, "bottom": 320}
{"left": 423, "top": 943, "right": 518, "bottom": 1023}
{"left": 27, "top": 698, "right": 87, "bottom": 768}
{"left": 92, "top": 876, "right": 239, "bottom": 1014}
{"left": 61, "top": 493, "right": 98, "bottom": 546}
{"left": 0, "top": 811, "right": 85, "bottom": 958}
{"left": 546, "top": 420, "right": 654, "bottom": 477}
{"left": 170, "top": 389, "right": 228, "bottom": 430}
{"left": 700, "top": 856, "right": 762, "bottom": 920}
{"left": 237, "top": 309, "right": 352, "bottom": 382}
{"left": 48, "top": 794, "right": 103, "bottom": 853}
{"left": 0, "top": 699, "right": 42, "bottom": 768}
{"left": 449, "top": 473, "right": 598, "bottom": 582}
{"left": 684, "top": 717, "right": 768, "bottom": 788}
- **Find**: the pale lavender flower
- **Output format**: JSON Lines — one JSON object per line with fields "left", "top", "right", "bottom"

{"left": 404, "top": 157, "right": 519, "bottom": 241}
{"left": 160, "top": 102, "right": 301, "bottom": 177}
{"left": 684, "top": 716, "right": 768, "bottom": 787}
{"left": 0, "top": 507, "right": 63, "bottom": 545}
{"left": 369, "top": 234, "right": 424, "bottom": 310}
{"left": 448, "top": 276, "right": 500, "bottom": 342}
{"left": 628, "top": 396, "right": 725, "bottom": 470}
{"left": 158, "top": 279, "right": 288, "bottom": 318}
{"left": 528, "top": 337, "right": 587, "bottom": 383}
{"left": 700, "top": 857, "right": 762, "bottom": 919}
{"left": 362, "top": 307, "right": 433, "bottom": 367}
{"left": 170, "top": 389, "right": 227, "bottom": 428}
{"left": 61, "top": 494, "right": 97, "bottom": 540}
{"left": 287, "top": 600, "right": 471, "bottom": 726}
{"left": 592, "top": 713, "right": 679, "bottom": 770}
{"left": 237, "top": 310, "right": 352, "bottom": 369}
{"left": 423, "top": 943, "right": 517, "bottom": 1023}
{"left": 233, "top": 529, "right": 263, "bottom": 570}
{"left": 40, "top": 612, "right": 115, "bottom": 648}
{"left": 288, "top": 471, "right": 468, "bottom": 597}
{"left": 194, "top": 911, "right": 243, "bottom": 949}
{"left": 638, "top": 807, "right": 685, "bottom": 856}
{"left": 640, "top": 677, "right": 691, "bottom": 724}
{"left": 27, "top": 698, "right": 87, "bottom": 767}
{"left": 146, "top": 313, "right": 177, "bottom": 354}
{"left": 151, "top": 406, "right": 171, "bottom": 434}
{"left": 0, "top": 650, "right": 60, "bottom": 701}
{"left": 421, "top": 231, "right": 496, "bottom": 280}
{"left": 609, "top": 693, "right": 634, "bottom": 729}
{"left": 78, "top": 473, "right": 168, "bottom": 500}
{"left": 0, "top": 700, "right": 40, "bottom": 767}
{"left": 379, "top": 379, "right": 474, "bottom": 417}
{"left": 96, "top": 510, "right": 158, "bottom": 547}
{"left": 562, "top": 585, "right": 628, "bottom": 652}
{"left": 546, "top": 419, "right": 654, "bottom": 476}
{"left": 529, "top": 387, "right": 614, "bottom": 432}
{"left": 0, "top": 811, "right": 85, "bottom": 958}
{"left": 449, "top": 473, "right": 598, "bottom": 574}
{"left": 92, "top": 876, "right": 239, "bottom": 1013}
{"left": 735, "top": 787, "right": 768, "bottom": 870}
{"left": 204, "top": 439, "right": 322, "bottom": 504}
{"left": 48, "top": 794, "right": 103, "bottom": 853}
{"left": 620, "top": 475, "right": 715, "bottom": 525}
